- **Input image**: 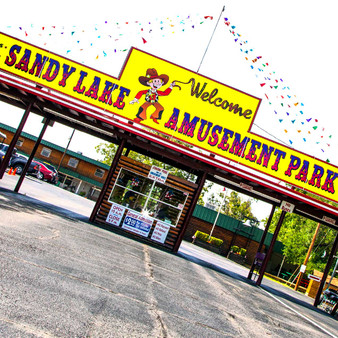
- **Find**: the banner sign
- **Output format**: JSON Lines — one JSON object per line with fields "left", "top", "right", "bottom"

{"left": 0, "top": 32, "right": 337, "bottom": 202}
{"left": 106, "top": 202, "right": 126, "bottom": 226}
{"left": 122, "top": 210, "right": 153, "bottom": 237}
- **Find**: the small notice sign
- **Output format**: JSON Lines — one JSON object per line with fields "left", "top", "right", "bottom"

{"left": 106, "top": 203, "right": 126, "bottom": 226}
{"left": 308, "top": 274, "right": 321, "bottom": 282}
{"left": 122, "top": 210, "right": 153, "bottom": 237}
{"left": 148, "top": 166, "right": 169, "bottom": 184}
{"left": 151, "top": 221, "right": 171, "bottom": 244}
{"left": 281, "top": 201, "right": 295, "bottom": 213}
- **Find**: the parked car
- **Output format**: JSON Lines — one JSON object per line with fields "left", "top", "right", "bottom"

{"left": 0, "top": 143, "right": 41, "bottom": 177}
{"left": 35, "top": 161, "right": 58, "bottom": 184}
{"left": 9, "top": 154, "right": 41, "bottom": 177}
{"left": 0, "top": 143, "right": 17, "bottom": 166}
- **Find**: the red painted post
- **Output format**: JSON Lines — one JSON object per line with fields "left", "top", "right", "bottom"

{"left": 314, "top": 232, "right": 338, "bottom": 307}
{"left": 0, "top": 100, "right": 34, "bottom": 179}
{"left": 173, "top": 170, "right": 207, "bottom": 253}
{"left": 256, "top": 210, "right": 286, "bottom": 286}
{"left": 14, "top": 116, "right": 51, "bottom": 193}
{"left": 247, "top": 204, "right": 276, "bottom": 280}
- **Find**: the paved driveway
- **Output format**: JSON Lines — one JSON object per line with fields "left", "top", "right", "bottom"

{"left": 0, "top": 174, "right": 337, "bottom": 337}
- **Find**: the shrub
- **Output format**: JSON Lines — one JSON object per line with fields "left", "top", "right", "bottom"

{"left": 239, "top": 248, "right": 247, "bottom": 257}
{"left": 231, "top": 245, "right": 240, "bottom": 253}
{"left": 194, "top": 231, "right": 223, "bottom": 247}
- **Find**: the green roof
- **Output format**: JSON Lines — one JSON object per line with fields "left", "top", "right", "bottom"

{"left": 193, "top": 204, "right": 284, "bottom": 254}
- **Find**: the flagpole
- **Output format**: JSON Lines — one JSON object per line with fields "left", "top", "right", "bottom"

{"left": 208, "top": 188, "right": 227, "bottom": 240}
{"left": 197, "top": 5, "right": 225, "bottom": 73}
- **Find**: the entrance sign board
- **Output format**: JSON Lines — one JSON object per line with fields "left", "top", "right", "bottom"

{"left": 122, "top": 210, "right": 153, "bottom": 237}
{"left": 0, "top": 32, "right": 337, "bottom": 203}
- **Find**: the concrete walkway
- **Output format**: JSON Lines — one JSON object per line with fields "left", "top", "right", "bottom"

{"left": 0, "top": 175, "right": 337, "bottom": 337}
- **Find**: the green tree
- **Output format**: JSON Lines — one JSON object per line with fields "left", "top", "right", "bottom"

{"left": 267, "top": 208, "right": 336, "bottom": 273}
{"left": 207, "top": 190, "right": 257, "bottom": 224}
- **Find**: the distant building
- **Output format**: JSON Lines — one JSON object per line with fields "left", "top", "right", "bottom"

{"left": 0, "top": 122, "right": 110, "bottom": 201}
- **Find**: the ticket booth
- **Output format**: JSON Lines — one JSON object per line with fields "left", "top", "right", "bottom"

{"left": 92, "top": 156, "right": 198, "bottom": 251}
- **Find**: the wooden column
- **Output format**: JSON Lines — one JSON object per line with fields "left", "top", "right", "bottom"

{"left": 256, "top": 210, "right": 286, "bottom": 286}
{"left": 247, "top": 204, "right": 276, "bottom": 280}
{"left": 14, "top": 116, "right": 51, "bottom": 193}
{"left": 0, "top": 100, "right": 34, "bottom": 179}
{"left": 314, "top": 232, "right": 338, "bottom": 307}
{"left": 89, "top": 138, "right": 126, "bottom": 222}
{"left": 173, "top": 170, "right": 207, "bottom": 253}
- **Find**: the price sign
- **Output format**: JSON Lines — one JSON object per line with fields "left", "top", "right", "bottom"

{"left": 122, "top": 210, "right": 153, "bottom": 237}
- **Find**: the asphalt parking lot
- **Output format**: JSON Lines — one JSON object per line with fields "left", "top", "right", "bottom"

{"left": 0, "top": 174, "right": 337, "bottom": 337}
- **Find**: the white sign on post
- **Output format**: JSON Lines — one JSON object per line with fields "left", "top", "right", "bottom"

{"left": 151, "top": 221, "right": 171, "bottom": 244}
{"left": 106, "top": 203, "right": 126, "bottom": 226}
{"left": 281, "top": 201, "right": 295, "bottom": 213}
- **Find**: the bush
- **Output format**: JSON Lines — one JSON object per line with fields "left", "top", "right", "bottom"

{"left": 231, "top": 245, "right": 240, "bottom": 253}
{"left": 239, "top": 248, "right": 247, "bottom": 257}
{"left": 194, "top": 231, "right": 223, "bottom": 247}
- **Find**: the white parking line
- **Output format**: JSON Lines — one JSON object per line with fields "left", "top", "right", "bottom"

{"left": 258, "top": 286, "right": 337, "bottom": 338}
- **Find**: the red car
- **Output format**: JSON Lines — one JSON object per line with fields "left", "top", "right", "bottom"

{"left": 35, "top": 161, "right": 58, "bottom": 184}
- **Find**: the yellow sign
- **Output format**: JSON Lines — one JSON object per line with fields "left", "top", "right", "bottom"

{"left": 0, "top": 32, "right": 337, "bottom": 203}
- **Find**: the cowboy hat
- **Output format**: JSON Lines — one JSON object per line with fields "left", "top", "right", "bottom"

{"left": 139, "top": 68, "right": 169, "bottom": 86}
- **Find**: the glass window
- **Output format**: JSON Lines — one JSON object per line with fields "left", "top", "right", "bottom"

{"left": 41, "top": 147, "right": 51, "bottom": 158}
{"left": 108, "top": 168, "right": 188, "bottom": 226}
{"left": 94, "top": 168, "right": 105, "bottom": 178}
{"left": 67, "top": 157, "right": 79, "bottom": 168}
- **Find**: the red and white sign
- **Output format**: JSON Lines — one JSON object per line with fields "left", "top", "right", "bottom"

{"left": 106, "top": 203, "right": 126, "bottom": 226}
{"left": 151, "top": 221, "right": 170, "bottom": 244}
{"left": 281, "top": 201, "right": 295, "bottom": 213}
{"left": 322, "top": 215, "right": 336, "bottom": 225}
{"left": 308, "top": 274, "right": 321, "bottom": 282}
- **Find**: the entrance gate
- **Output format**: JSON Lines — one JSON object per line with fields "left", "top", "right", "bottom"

{"left": 0, "top": 32, "right": 337, "bottom": 307}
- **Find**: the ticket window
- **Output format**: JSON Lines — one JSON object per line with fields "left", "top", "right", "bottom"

{"left": 108, "top": 168, "right": 188, "bottom": 226}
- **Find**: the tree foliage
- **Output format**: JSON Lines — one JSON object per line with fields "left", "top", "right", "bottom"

{"left": 267, "top": 209, "right": 336, "bottom": 273}
{"left": 207, "top": 190, "right": 257, "bottom": 224}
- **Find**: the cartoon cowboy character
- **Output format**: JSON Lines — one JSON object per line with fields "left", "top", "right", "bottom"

{"left": 130, "top": 68, "right": 175, "bottom": 124}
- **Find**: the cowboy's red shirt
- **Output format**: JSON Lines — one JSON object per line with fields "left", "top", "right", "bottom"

{"left": 135, "top": 87, "right": 172, "bottom": 101}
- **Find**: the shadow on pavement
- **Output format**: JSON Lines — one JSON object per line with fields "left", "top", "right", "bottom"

{"left": 0, "top": 187, "right": 88, "bottom": 222}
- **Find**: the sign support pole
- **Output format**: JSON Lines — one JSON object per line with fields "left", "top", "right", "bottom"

{"left": 247, "top": 204, "right": 276, "bottom": 280}
{"left": 314, "top": 232, "right": 338, "bottom": 307}
{"left": 14, "top": 115, "right": 51, "bottom": 193}
{"left": 173, "top": 170, "right": 207, "bottom": 253}
{"left": 0, "top": 99, "right": 34, "bottom": 179}
{"left": 256, "top": 210, "right": 287, "bottom": 286}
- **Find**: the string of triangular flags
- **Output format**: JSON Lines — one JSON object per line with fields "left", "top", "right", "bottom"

{"left": 224, "top": 17, "right": 332, "bottom": 163}
{"left": 2, "top": 15, "right": 214, "bottom": 59}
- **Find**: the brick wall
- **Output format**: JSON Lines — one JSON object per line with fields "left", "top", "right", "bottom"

{"left": 184, "top": 216, "right": 264, "bottom": 265}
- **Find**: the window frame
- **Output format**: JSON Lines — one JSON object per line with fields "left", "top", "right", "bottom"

{"left": 108, "top": 167, "right": 188, "bottom": 227}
